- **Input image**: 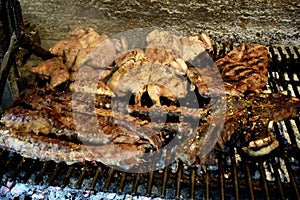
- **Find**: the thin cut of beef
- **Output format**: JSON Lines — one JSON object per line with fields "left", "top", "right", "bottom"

{"left": 215, "top": 44, "right": 269, "bottom": 95}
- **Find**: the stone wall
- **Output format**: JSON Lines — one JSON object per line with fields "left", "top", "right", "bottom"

{"left": 19, "top": 0, "right": 299, "bottom": 48}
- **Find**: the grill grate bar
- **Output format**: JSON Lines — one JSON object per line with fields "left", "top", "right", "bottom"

{"left": 75, "top": 165, "right": 87, "bottom": 189}
{"left": 218, "top": 154, "right": 225, "bottom": 200}
{"left": 205, "top": 171, "right": 210, "bottom": 200}
{"left": 284, "top": 157, "right": 300, "bottom": 199}
{"left": 293, "top": 47, "right": 300, "bottom": 60}
{"left": 48, "top": 163, "right": 62, "bottom": 185}
{"left": 268, "top": 46, "right": 278, "bottom": 62}
{"left": 131, "top": 173, "right": 140, "bottom": 195}
{"left": 245, "top": 159, "right": 255, "bottom": 200}
{"left": 160, "top": 166, "right": 169, "bottom": 198}
{"left": 62, "top": 165, "right": 74, "bottom": 187}
{"left": 90, "top": 166, "right": 102, "bottom": 190}
{"left": 285, "top": 46, "right": 298, "bottom": 60}
{"left": 190, "top": 168, "right": 196, "bottom": 200}
{"left": 118, "top": 172, "right": 126, "bottom": 193}
{"left": 22, "top": 160, "right": 38, "bottom": 183}
{"left": 259, "top": 162, "right": 270, "bottom": 200}
{"left": 34, "top": 162, "right": 48, "bottom": 184}
{"left": 277, "top": 46, "right": 287, "bottom": 61}
{"left": 146, "top": 171, "right": 154, "bottom": 196}
{"left": 175, "top": 162, "right": 183, "bottom": 198}
{"left": 232, "top": 151, "right": 240, "bottom": 200}
{"left": 10, "top": 157, "right": 25, "bottom": 181}
{"left": 284, "top": 120, "right": 299, "bottom": 149}
{"left": 271, "top": 158, "right": 285, "bottom": 200}
{"left": 103, "top": 168, "right": 114, "bottom": 192}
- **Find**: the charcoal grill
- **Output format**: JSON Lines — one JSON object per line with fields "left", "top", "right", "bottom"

{"left": 0, "top": 43, "right": 299, "bottom": 199}
{"left": 1, "top": 1, "right": 300, "bottom": 199}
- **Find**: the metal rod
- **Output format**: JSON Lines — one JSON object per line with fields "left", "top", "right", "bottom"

{"left": 293, "top": 46, "right": 300, "bottom": 59}
{"left": 218, "top": 155, "right": 225, "bottom": 200}
{"left": 284, "top": 47, "right": 294, "bottom": 60}
{"left": 62, "top": 165, "right": 74, "bottom": 187}
{"left": 118, "top": 172, "right": 126, "bottom": 193}
{"left": 103, "top": 168, "right": 114, "bottom": 192}
{"left": 34, "top": 162, "right": 48, "bottom": 184}
{"left": 190, "top": 168, "right": 195, "bottom": 200}
{"left": 232, "top": 153, "right": 240, "bottom": 200}
{"left": 10, "top": 157, "right": 25, "bottom": 180}
{"left": 161, "top": 166, "right": 169, "bottom": 198}
{"left": 146, "top": 171, "right": 154, "bottom": 196}
{"left": 90, "top": 166, "right": 102, "bottom": 190}
{"left": 258, "top": 162, "right": 270, "bottom": 200}
{"left": 131, "top": 174, "right": 140, "bottom": 195}
{"left": 75, "top": 166, "right": 87, "bottom": 189}
{"left": 271, "top": 159, "right": 285, "bottom": 200}
{"left": 175, "top": 162, "right": 183, "bottom": 198}
{"left": 22, "top": 160, "right": 37, "bottom": 182}
{"left": 48, "top": 163, "right": 62, "bottom": 185}
{"left": 245, "top": 160, "right": 255, "bottom": 200}
{"left": 205, "top": 172, "right": 210, "bottom": 200}
{"left": 284, "top": 157, "right": 300, "bottom": 199}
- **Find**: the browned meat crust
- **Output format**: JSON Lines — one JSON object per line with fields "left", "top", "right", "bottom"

{"left": 215, "top": 44, "right": 269, "bottom": 95}
{"left": 1, "top": 27, "right": 299, "bottom": 168}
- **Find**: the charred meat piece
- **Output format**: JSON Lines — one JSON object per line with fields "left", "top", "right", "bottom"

{"left": 146, "top": 30, "right": 211, "bottom": 61}
{"left": 29, "top": 57, "right": 69, "bottom": 89}
{"left": 215, "top": 44, "right": 269, "bottom": 95}
{"left": 219, "top": 92, "right": 300, "bottom": 154}
{"left": 50, "top": 27, "right": 108, "bottom": 71}
{"left": 30, "top": 28, "right": 118, "bottom": 89}
{"left": 178, "top": 92, "right": 300, "bottom": 165}
{"left": 0, "top": 128, "right": 146, "bottom": 168}
{"left": 0, "top": 89, "right": 194, "bottom": 166}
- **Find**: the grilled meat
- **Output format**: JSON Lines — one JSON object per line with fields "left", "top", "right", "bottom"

{"left": 178, "top": 92, "right": 300, "bottom": 164}
{"left": 1, "top": 26, "right": 299, "bottom": 169}
{"left": 0, "top": 89, "right": 195, "bottom": 166}
{"left": 29, "top": 57, "right": 69, "bottom": 89}
{"left": 215, "top": 44, "right": 269, "bottom": 95}
{"left": 0, "top": 128, "right": 145, "bottom": 168}
{"left": 2, "top": 85, "right": 298, "bottom": 167}
{"left": 220, "top": 92, "right": 300, "bottom": 149}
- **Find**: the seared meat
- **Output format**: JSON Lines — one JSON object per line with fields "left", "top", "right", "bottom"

{"left": 0, "top": 89, "right": 194, "bottom": 166}
{"left": 178, "top": 92, "right": 300, "bottom": 165}
{"left": 1, "top": 26, "right": 299, "bottom": 169}
{"left": 0, "top": 128, "right": 145, "bottom": 168}
{"left": 2, "top": 88, "right": 299, "bottom": 166}
{"left": 215, "top": 44, "right": 269, "bottom": 95}
{"left": 29, "top": 57, "right": 70, "bottom": 89}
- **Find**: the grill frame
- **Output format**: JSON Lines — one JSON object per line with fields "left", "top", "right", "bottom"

{"left": 0, "top": 44, "right": 300, "bottom": 200}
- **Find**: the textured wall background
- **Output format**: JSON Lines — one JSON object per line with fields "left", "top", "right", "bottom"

{"left": 18, "top": 0, "right": 299, "bottom": 48}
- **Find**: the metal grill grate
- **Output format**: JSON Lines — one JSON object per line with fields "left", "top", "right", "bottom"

{"left": 0, "top": 45, "right": 300, "bottom": 199}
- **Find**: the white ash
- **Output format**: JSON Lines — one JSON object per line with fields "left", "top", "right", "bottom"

{"left": 0, "top": 182, "right": 164, "bottom": 200}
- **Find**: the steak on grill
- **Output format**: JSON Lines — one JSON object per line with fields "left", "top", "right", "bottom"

{"left": 1, "top": 27, "right": 299, "bottom": 169}
{"left": 215, "top": 44, "right": 269, "bottom": 95}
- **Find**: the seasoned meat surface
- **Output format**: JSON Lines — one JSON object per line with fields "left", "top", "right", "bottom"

{"left": 215, "top": 44, "right": 269, "bottom": 95}
{"left": 1, "top": 27, "right": 299, "bottom": 169}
